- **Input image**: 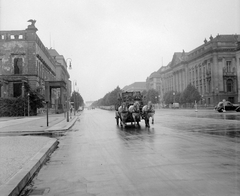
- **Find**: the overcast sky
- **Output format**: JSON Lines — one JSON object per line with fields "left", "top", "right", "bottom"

{"left": 1, "top": 0, "right": 240, "bottom": 102}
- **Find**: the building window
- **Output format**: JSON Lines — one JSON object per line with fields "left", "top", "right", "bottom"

{"left": 207, "top": 63, "right": 211, "bottom": 74}
{"left": 226, "top": 61, "right": 231, "bottom": 72}
{"left": 13, "top": 83, "right": 22, "bottom": 97}
{"left": 14, "top": 58, "right": 23, "bottom": 74}
{"left": 227, "top": 79, "right": 233, "bottom": 92}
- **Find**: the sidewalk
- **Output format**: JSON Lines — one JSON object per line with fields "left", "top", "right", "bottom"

{"left": 0, "top": 113, "right": 79, "bottom": 196}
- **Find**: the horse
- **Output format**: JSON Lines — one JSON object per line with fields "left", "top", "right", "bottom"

{"left": 128, "top": 101, "right": 141, "bottom": 127}
{"left": 118, "top": 102, "right": 129, "bottom": 127}
{"left": 142, "top": 101, "right": 155, "bottom": 128}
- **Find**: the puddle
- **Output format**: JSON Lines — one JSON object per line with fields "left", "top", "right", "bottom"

{"left": 189, "top": 112, "right": 240, "bottom": 121}
{"left": 0, "top": 131, "right": 66, "bottom": 138}
{"left": 201, "top": 129, "right": 240, "bottom": 138}
{"left": 22, "top": 132, "right": 66, "bottom": 138}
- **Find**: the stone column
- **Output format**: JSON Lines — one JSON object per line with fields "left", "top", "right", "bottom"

{"left": 218, "top": 58, "right": 224, "bottom": 92}
{"left": 201, "top": 65, "right": 204, "bottom": 94}
{"left": 173, "top": 72, "right": 175, "bottom": 92}
{"left": 232, "top": 57, "right": 237, "bottom": 93}
{"left": 180, "top": 70, "right": 182, "bottom": 92}
{"left": 236, "top": 53, "right": 240, "bottom": 103}
{"left": 212, "top": 54, "right": 219, "bottom": 104}
{"left": 185, "top": 66, "right": 188, "bottom": 88}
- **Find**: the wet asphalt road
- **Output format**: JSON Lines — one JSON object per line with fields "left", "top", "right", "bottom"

{"left": 21, "top": 109, "right": 240, "bottom": 196}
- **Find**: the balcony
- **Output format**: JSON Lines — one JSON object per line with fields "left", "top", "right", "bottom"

{"left": 223, "top": 72, "right": 236, "bottom": 77}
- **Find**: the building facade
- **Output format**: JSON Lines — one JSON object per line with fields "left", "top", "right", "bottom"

{"left": 147, "top": 34, "right": 240, "bottom": 105}
{"left": 0, "top": 21, "right": 71, "bottom": 112}
{"left": 48, "top": 49, "right": 71, "bottom": 112}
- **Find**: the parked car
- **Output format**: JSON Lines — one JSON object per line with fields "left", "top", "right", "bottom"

{"left": 215, "top": 101, "right": 240, "bottom": 112}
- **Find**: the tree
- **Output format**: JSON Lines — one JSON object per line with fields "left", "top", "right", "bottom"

{"left": 163, "top": 91, "right": 174, "bottom": 104}
{"left": 107, "top": 86, "right": 122, "bottom": 105}
{"left": 145, "top": 89, "right": 159, "bottom": 104}
{"left": 71, "top": 91, "right": 84, "bottom": 110}
{"left": 29, "top": 86, "right": 45, "bottom": 115}
{"left": 175, "top": 92, "right": 181, "bottom": 103}
{"left": 181, "top": 84, "right": 201, "bottom": 104}
{"left": 0, "top": 84, "right": 44, "bottom": 117}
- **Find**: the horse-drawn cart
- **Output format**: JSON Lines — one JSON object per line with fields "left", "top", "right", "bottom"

{"left": 115, "top": 91, "right": 144, "bottom": 127}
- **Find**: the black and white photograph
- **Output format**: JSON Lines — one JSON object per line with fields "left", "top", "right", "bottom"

{"left": 0, "top": 0, "right": 240, "bottom": 195}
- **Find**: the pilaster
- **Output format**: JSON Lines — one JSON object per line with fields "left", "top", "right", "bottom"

{"left": 236, "top": 51, "right": 240, "bottom": 103}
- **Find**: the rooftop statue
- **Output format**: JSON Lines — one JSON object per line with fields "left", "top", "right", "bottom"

{"left": 26, "top": 19, "right": 38, "bottom": 31}
{"left": 27, "top": 19, "right": 36, "bottom": 27}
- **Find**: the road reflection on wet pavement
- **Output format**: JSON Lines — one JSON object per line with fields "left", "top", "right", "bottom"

{"left": 21, "top": 109, "right": 240, "bottom": 196}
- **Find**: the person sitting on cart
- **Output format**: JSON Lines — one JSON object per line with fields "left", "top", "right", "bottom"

{"left": 128, "top": 101, "right": 141, "bottom": 127}
{"left": 142, "top": 101, "right": 155, "bottom": 128}
{"left": 118, "top": 102, "right": 128, "bottom": 127}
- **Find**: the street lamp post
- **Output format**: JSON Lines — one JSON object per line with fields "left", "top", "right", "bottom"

{"left": 172, "top": 92, "right": 175, "bottom": 109}
{"left": 158, "top": 95, "right": 161, "bottom": 108}
{"left": 46, "top": 101, "right": 49, "bottom": 126}
{"left": 216, "top": 87, "right": 219, "bottom": 105}
{"left": 155, "top": 95, "right": 161, "bottom": 109}
{"left": 74, "top": 92, "right": 76, "bottom": 115}
{"left": 27, "top": 93, "right": 30, "bottom": 116}
{"left": 65, "top": 58, "right": 72, "bottom": 122}
{"left": 202, "top": 95, "right": 205, "bottom": 107}
{"left": 42, "top": 101, "right": 49, "bottom": 126}
{"left": 66, "top": 100, "right": 69, "bottom": 122}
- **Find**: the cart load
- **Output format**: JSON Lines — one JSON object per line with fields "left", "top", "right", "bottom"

{"left": 115, "top": 91, "right": 144, "bottom": 127}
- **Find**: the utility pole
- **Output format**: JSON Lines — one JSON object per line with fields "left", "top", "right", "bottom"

{"left": 27, "top": 93, "right": 30, "bottom": 116}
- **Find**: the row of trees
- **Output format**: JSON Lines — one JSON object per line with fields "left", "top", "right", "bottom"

{"left": 92, "top": 86, "right": 122, "bottom": 107}
{"left": 92, "top": 84, "right": 201, "bottom": 108}
{"left": 163, "top": 84, "right": 201, "bottom": 105}
{"left": 92, "top": 87, "right": 161, "bottom": 107}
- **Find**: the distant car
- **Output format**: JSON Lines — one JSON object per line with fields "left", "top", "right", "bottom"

{"left": 215, "top": 101, "right": 240, "bottom": 112}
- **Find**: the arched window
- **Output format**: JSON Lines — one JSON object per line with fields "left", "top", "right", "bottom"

{"left": 14, "top": 58, "right": 23, "bottom": 74}
{"left": 227, "top": 79, "right": 233, "bottom": 92}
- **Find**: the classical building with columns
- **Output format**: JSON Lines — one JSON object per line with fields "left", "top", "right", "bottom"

{"left": 147, "top": 34, "right": 240, "bottom": 105}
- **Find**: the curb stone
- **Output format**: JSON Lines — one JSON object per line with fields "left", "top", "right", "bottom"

{"left": 0, "top": 115, "right": 79, "bottom": 196}
{"left": 44, "top": 116, "right": 79, "bottom": 132}
{"left": 1, "top": 139, "right": 59, "bottom": 196}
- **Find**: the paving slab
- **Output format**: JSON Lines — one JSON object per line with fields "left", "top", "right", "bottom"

{"left": 0, "top": 113, "right": 79, "bottom": 196}
{"left": 0, "top": 136, "right": 58, "bottom": 196}
{"left": 0, "top": 114, "right": 65, "bottom": 133}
